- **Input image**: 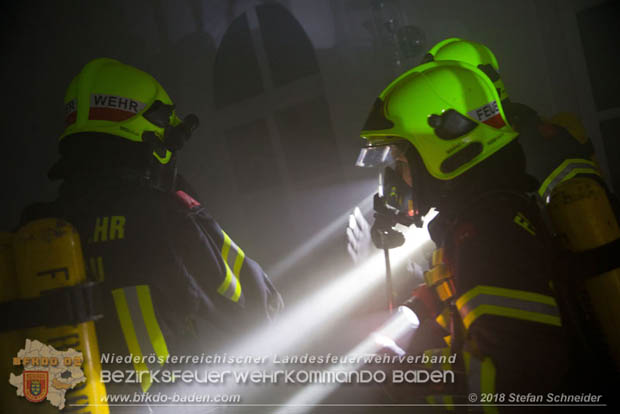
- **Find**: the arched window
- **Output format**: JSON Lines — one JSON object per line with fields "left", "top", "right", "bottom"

{"left": 213, "top": 3, "right": 340, "bottom": 193}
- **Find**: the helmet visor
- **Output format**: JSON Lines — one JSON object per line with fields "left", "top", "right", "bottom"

{"left": 355, "top": 141, "right": 410, "bottom": 168}
{"left": 355, "top": 146, "right": 393, "bottom": 168}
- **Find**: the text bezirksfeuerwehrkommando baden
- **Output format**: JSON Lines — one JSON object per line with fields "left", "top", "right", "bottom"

{"left": 101, "top": 368, "right": 454, "bottom": 385}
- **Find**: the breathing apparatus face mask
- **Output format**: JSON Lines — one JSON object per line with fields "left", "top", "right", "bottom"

{"left": 356, "top": 142, "right": 427, "bottom": 228}
{"left": 381, "top": 163, "right": 414, "bottom": 217}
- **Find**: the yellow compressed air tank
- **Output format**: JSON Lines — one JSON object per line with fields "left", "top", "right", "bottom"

{"left": 0, "top": 231, "right": 25, "bottom": 414}
{"left": 547, "top": 176, "right": 620, "bottom": 368}
{"left": 11, "top": 219, "right": 109, "bottom": 414}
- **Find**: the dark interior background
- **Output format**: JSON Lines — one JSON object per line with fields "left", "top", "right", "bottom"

{"left": 3, "top": 0, "right": 617, "bottom": 270}
{"left": 1, "top": 0, "right": 618, "bottom": 407}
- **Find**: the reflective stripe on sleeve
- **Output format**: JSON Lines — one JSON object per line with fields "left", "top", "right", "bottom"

{"left": 111, "top": 285, "right": 169, "bottom": 392}
{"left": 435, "top": 308, "right": 450, "bottom": 331}
{"left": 217, "top": 231, "right": 244, "bottom": 303}
{"left": 456, "top": 285, "right": 561, "bottom": 330}
{"left": 538, "top": 158, "right": 600, "bottom": 202}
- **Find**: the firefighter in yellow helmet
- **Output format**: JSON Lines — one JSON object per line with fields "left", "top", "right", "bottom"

{"left": 422, "top": 38, "right": 620, "bottom": 373}
{"left": 422, "top": 37, "right": 605, "bottom": 207}
{"left": 356, "top": 60, "right": 599, "bottom": 412}
{"left": 348, "top": 38, "right": 607, "bottom": 264}
{"left": 18, "top": 58, "right": 283, "bottom": 408}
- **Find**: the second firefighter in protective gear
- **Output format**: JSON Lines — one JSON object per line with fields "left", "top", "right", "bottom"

{"left": 357, "top": 60, "right": 582, "bottom": 411}
{"left": 421, "top": 37, "right": 620, "bottom": 372}
{"left": 17, "top": 58, "right": 283, "bottom": 410}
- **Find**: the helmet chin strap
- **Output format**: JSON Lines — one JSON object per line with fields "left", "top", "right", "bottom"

{"left": 142, "top": 114, "right": 200, "bottom": 158}
{"left": 142, "top": 113, "right": 200, "bottom": 192}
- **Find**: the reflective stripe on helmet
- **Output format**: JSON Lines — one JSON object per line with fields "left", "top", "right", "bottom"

{"left": 538, "top": 158, "right": 600, "bottom": 202}
{"left": 111, "top": 285, "right": 169, "bottom": 392}
{"left": 217, "top": 231, "right": 244, "bottom": 303}
{"left": 467, "top": 100, "right": 505, "bottom": 128}
{"left": 64, "top": 99, "right": 77, "bottom": 127}
{"left": 88, "top": 94, "right": 147, "bottom": 122}
{"left": 456, "top": 285, "right": 561, "bottom": 330}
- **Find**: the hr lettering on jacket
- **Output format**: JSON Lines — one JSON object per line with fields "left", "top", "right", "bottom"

{"left": 92, "top": 216, "right": 126, "bottom": 243}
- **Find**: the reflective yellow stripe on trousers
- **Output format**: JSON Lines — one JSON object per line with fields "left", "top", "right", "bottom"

{"left": 424, "top": 348, "right": 455, "bottom": 411}
{"left": 112, "top": 285, "right": 170, "bottom": 392}
{"left": 457, "top": 285, "right": 561, "bottom": 331}
{"left": 465, "top": 352, "right": 498, "bottom": 414}
{"left": 217, "top": 231, "right": 245, "bottom": 303}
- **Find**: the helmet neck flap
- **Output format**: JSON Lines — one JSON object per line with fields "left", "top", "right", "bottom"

{"left": 49, "top": 132, "right": 178, "bottom": 193}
